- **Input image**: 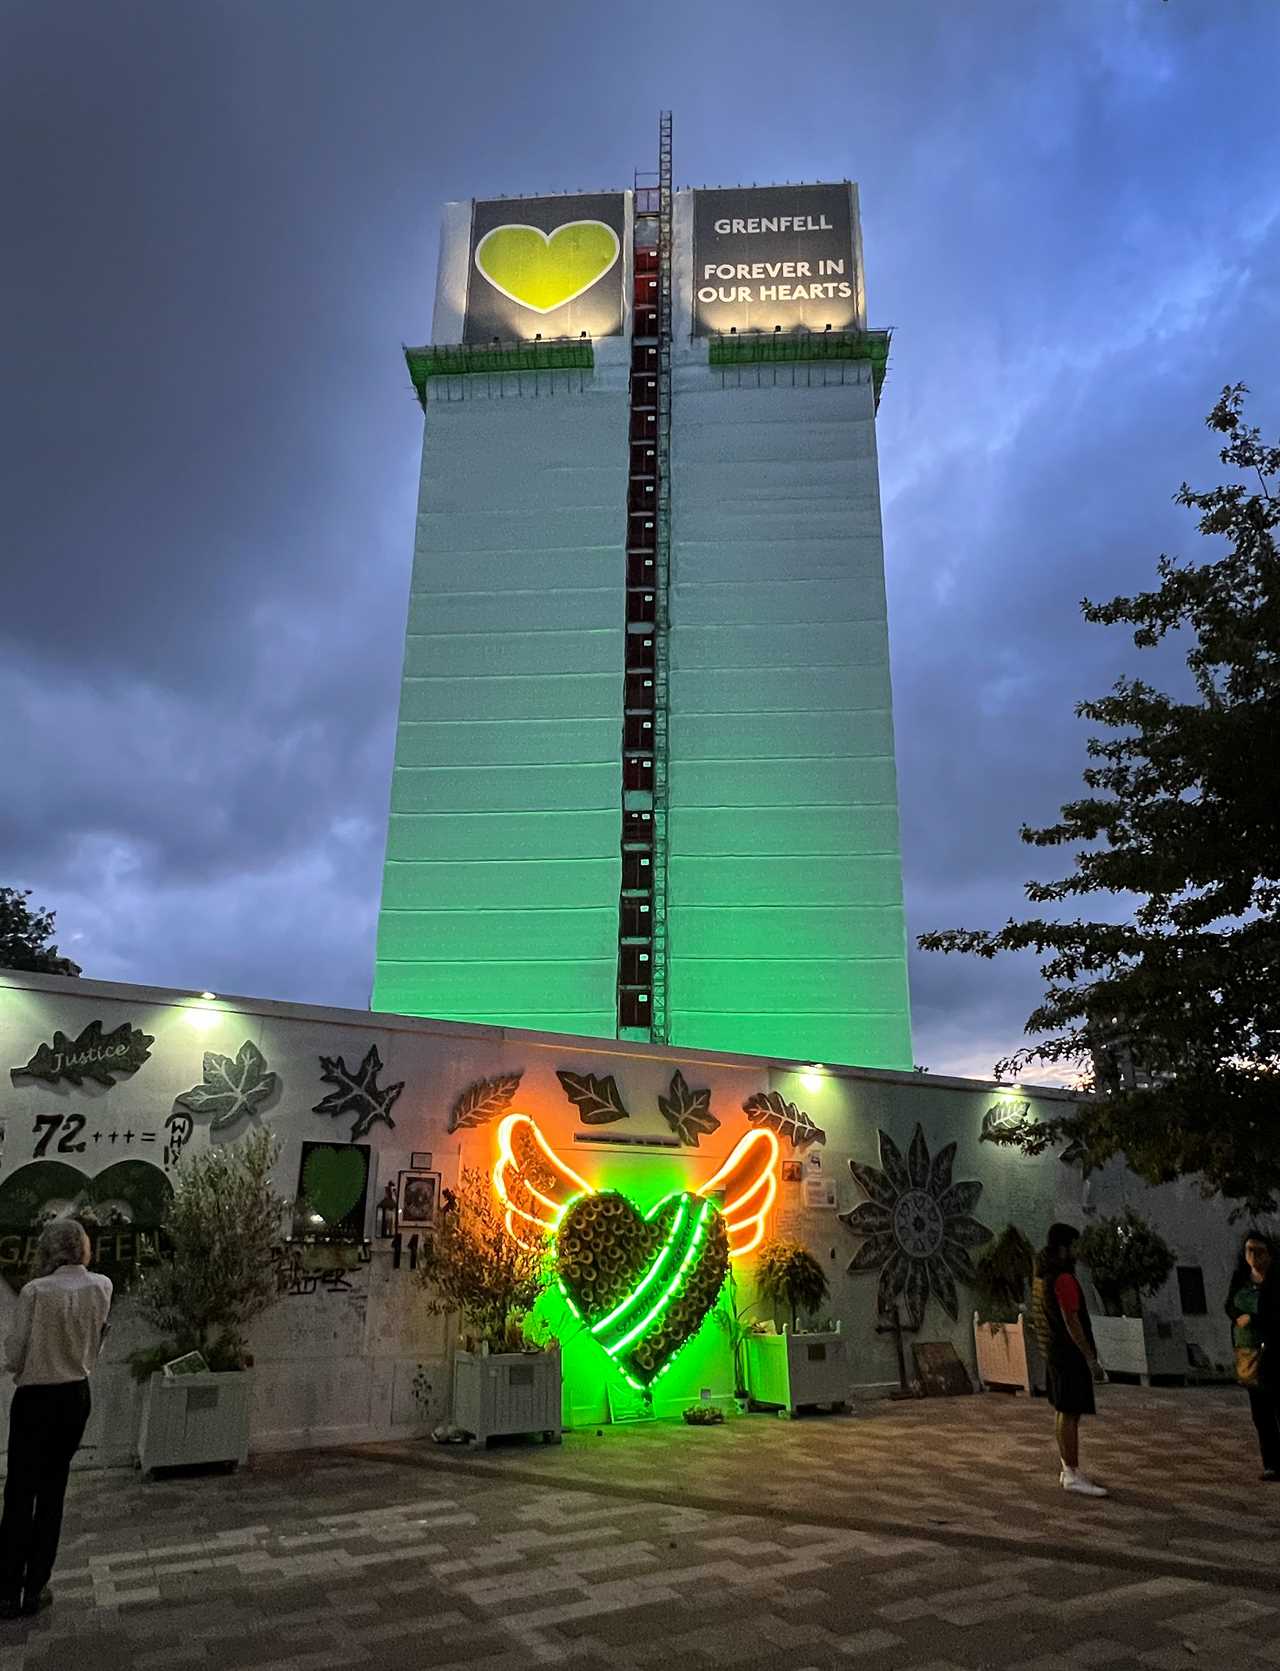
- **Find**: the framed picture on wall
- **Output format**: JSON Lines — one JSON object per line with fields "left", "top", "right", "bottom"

{"left": 397, "top": 1170, "right": 439, "bottom": 1231}
{"left": 295, "top": 1142, "right": 372, "bottom": 1240}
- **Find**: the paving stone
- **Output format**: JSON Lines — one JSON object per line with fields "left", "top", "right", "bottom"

{"left": 0, "top": 1387, "right": 1278, "bottom": 1669}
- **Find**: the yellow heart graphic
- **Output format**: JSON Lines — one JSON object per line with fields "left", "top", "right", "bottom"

{"left": 475, "top": 220, "right": 620, "bottom": 315}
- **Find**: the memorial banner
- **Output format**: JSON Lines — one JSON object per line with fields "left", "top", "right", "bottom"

{"left": 692, "top": 183, "right": 857, "bottom": 337}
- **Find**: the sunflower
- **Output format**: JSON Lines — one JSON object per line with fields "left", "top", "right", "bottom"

{"left": 840, "top": 1123, "right": 992, "bottom": 1329}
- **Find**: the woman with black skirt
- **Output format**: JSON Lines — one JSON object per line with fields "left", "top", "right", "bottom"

{"left": 1031, "top": 1221, "right": 1107, "bottom": 1497}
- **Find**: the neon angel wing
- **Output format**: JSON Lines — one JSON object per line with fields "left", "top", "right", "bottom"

{"left": 697, "top": 1127, "right": 780, "bottom": 1258}
{"left": 493, "top": 1113, "right": 594, "bottom": 1250}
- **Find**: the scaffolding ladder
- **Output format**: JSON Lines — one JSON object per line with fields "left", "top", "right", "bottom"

{"left": 617, "top": 112, "right": 673, "bottom": 1043}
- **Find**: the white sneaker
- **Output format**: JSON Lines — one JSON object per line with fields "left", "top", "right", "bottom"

{"left": 1061, "top": 1467, "right": 1108, "bottom": 1497}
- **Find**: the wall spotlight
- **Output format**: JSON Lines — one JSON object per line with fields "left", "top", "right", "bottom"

{"left": 800, "top": 1063, "right": 826, "bottom": 1093}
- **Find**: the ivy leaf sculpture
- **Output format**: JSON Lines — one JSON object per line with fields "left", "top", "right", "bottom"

{"left": 556, "top": 1069, "right": 631, "bottom": 1125}
{"left": 658, "top": 1069, "right": 719, "bottom": 1147}
{"left": 10, "top": 1020, "right": 154, "bottom": 1088}
{"left": 174, "top": 1040, "right": 278, "bottom": 1131}
{"left": 313, "top": 1045, "right": 403, "bottom": 1141}
{"left": 449, "top": 1071, "right": 523, "bottom": 1135}
{"left": 743, "top": 1091, "right": 827, "bottom": 1150}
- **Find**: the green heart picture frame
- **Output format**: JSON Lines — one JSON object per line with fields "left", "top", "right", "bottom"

{"left": 296, "top": 1141, "right": 370, "bottom": 1238}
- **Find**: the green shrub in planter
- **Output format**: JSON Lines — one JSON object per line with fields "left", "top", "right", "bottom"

{"left": 416, "top": 1168, "right": 545, "bottom": 1354}
{"left": 754, "top": 1238, "right": 830, "bottom": 1335}
{"left": 129, "top": 1128, "right": 288, "bottom": 1379}
{"left": 1079, "top": 1208, "right": 1175, "bottom": 1317}
{"left": 973, "top": 1226, "right": 1036, "bottom": 1325}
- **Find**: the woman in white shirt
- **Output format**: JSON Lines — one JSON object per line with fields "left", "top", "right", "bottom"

{"left": 0, "top": 1218, "right": 112, "bottom": 1619}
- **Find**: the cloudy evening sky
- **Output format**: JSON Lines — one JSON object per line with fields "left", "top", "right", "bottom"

{"left": 3, "top": 0, "right": 1278, "bottom": 1081}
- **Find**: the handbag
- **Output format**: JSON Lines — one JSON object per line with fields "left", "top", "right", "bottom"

{"left": 1236, "top": 1345, "right": 1262, "bottom": 1388}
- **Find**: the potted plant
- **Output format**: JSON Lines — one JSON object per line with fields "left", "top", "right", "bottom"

{"left": 971, "top": 1225, "right": 1041, "bottom": 1395}
{"left": 417, "top": 1167, "right": 561, "bottom": 1447}
{"left": 129, "top": 1129, "right": 287, "bottom": 1475}
{"left": 742, "top": 1238, "right": 847, "bottom": 1416}
{"left": 716, "top": 1269, "right": 758, "bottom": 1415}
{"left": 1078, "top": 1209, "right": 1183, "bottom": 1383}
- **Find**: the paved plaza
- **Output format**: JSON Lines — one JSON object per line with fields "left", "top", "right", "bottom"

{"left": 5, "top": 1384, "right": 1280, "bottom": 1670}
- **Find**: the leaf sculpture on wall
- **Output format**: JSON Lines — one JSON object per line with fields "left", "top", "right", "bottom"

{"left": 742, "top": 1091, "right": 827, "bottom": 1150}
{"left": 313, "top": 1046, "right": 403, "bottom": 1141}
{"left": 980, "top": 1100, "right": 1037, "bottom": 1143}
{"left": 10, "top": 1020, "right": 155, "bottom": 1088}
{"left": 449, "top": 1071, "right": 523, "bottom": 1134}
{"left": 174, "top": 1040, "right": 278, "bottom": 1131}
{"left": 657, "top": 1070, "right": 719, "bottom": 1147}
{"left": 556, "top": 1069, "right": 631, "bottom": 1125}
{"left": 840, "top": 1123, "right": 993, "bottom": 1330}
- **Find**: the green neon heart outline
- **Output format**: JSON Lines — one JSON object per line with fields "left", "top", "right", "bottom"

{"left": 556, "top": 1190, "right": 728, "bottom": 1391}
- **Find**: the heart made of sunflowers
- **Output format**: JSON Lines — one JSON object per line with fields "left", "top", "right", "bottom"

{"left": 493, "top": 1115, "right": 779, "bottom": 1389}
{"left": 556, "top": 1191, "right": 730, "bottom": 1387}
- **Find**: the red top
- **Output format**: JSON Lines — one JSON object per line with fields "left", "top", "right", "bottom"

{"left": 1054, "top": 1272, "right": 1083, "bottom": 1314}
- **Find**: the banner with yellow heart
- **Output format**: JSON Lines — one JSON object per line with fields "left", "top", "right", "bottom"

{"left": 475, "top": 221, "right": 620, "bottom": 315}
{"left": 464, "top": 191, "right": 625, "bottom": 345}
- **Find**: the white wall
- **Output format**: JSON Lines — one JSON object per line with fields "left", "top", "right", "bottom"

{"left": 1, "top": 970, "right": 1234, "bottom": 1465}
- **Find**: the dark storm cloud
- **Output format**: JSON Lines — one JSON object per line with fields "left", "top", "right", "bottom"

{"left": 3, "top": 0, "right": 1278, "bottom": 1066}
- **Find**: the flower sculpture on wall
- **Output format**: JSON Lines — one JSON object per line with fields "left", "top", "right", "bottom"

{"left": 840, "top": 1124, "right": 992, "bottom": 1330}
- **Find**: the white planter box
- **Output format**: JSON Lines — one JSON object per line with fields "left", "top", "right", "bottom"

{"left": 452, "top": 1348, "right": 562, "bottom": 1447}
{"left": 744, "top": 1329, "right": 848, "bottom": 1416}
{"left": 137, "top": 1371, "right": 253, "bottom": 1475}
{"left": 973, "top": 1313, "right": 1043, "bottom": 1395}
{"left": 1091, "top": 1315, "right": 1187, "bottom": 1384}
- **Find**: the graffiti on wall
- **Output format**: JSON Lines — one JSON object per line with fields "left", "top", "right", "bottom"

{"left": 268, "top": 1240, "right": 370, "bottom": 1299}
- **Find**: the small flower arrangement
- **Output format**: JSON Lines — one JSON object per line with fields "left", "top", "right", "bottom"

{"left": 682, "top": 1404, "right": 724, "bottom": 1426}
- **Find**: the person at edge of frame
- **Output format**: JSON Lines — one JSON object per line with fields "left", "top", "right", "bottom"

{"left": 1225, "top": 1228, "right": 1280, "bottom": 1481}
{"left": 0, "top": 1218, "right": 113, "bottom": 1619}
{"left": 1031, "top": 1221, "right": 1108, "bottom": 1498}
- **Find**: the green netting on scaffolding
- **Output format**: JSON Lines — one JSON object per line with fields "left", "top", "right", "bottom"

{"left": 707, "top": 329, "right": 891, "bottom": 405}
{"left": 404, "top": 339, "right": 596, "bottom": 404}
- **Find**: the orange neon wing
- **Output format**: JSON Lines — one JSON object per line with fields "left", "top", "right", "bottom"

{"left": 493, "top": 1113, "right": 594, "bottom": 1250}
{"left": 697, "top": 1128, "right": 780, "bottom": 1259}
